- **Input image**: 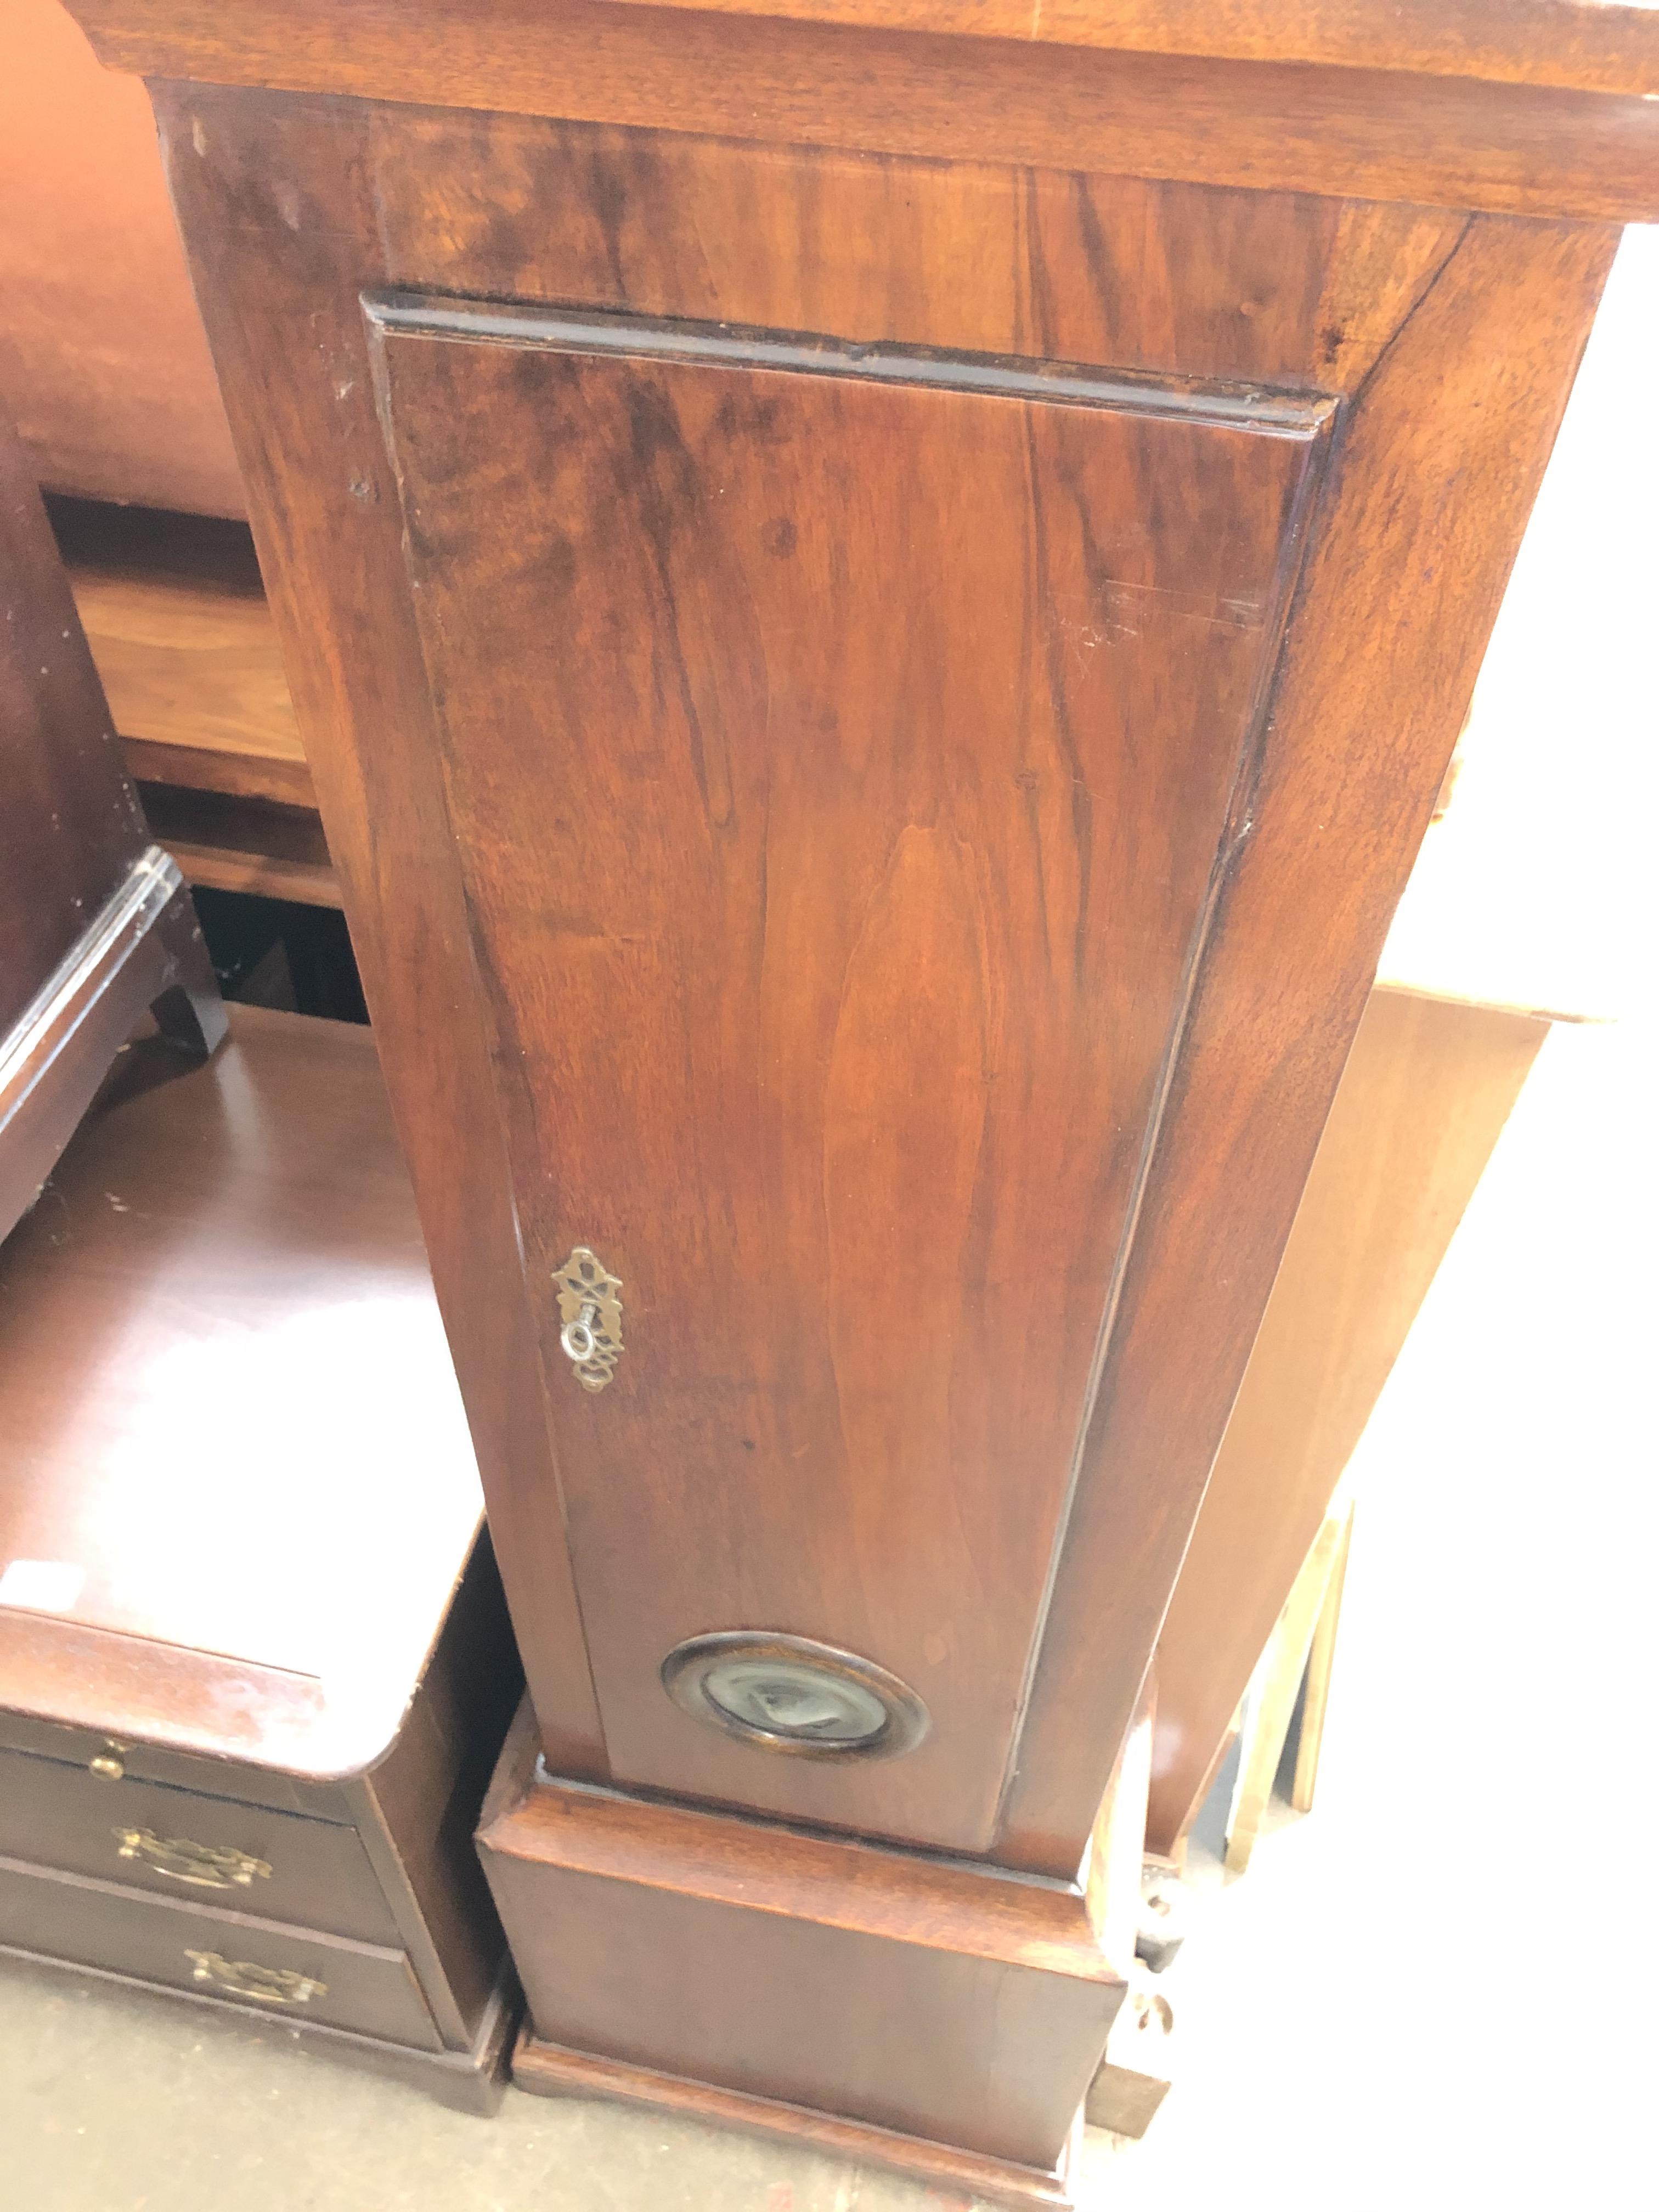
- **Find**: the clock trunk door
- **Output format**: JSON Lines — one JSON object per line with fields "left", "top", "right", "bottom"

{"left": 370, "top": 300, "right": 1326, "bottom": 1854}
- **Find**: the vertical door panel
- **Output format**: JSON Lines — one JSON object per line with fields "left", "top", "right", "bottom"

{"left": 371, "top": 302, "right": 1327, "bottom": 1852}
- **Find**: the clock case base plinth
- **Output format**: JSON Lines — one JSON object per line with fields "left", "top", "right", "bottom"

{"left": 476, "top": 1703, "right": 1131, "bottom": 2202}
{"left": 512, "top": 2031, "right": 1084, "bottom": 2209}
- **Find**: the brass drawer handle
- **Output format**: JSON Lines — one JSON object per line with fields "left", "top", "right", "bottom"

{"left": 88, "top": 1741, "right": 128, "bottom": 1780}
{"left": 554, "top": 1245, "right": 624, "bottom": 1391}
{"left": 185, "top": 1950, "right": 326, "bottom": 2007}
{"left": 116, "top": 1826, "right": 272, "bottom": 1890}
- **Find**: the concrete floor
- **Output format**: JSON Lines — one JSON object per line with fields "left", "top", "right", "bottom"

{"left": 0, "top": 1950, "right": 967, "bottom": 2212}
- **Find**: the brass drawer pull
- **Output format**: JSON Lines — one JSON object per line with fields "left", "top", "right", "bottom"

{"left": 88, "top": 1741, "right": 128, "bottom": 1780}
{"left": 185, "top": 1950, "right": 326, "bottom": 2007}
{"left": 116, "top": 1826, "right": 272, "bottom": 1890}
{"left": 554, "top": 1245, "right": 624, "bottom": 1391}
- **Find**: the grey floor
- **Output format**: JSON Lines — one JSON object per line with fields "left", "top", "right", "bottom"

{"left": 6, "top": 1009, "right": 1655, "bottom": 2211}
{"left": 0, "top": 1951, "right": 963, "bottom": 2212}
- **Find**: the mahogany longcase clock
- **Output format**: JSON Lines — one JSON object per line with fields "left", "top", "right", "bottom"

{"left": 63, "top": 0, "right": 1651, "bottom": 2194}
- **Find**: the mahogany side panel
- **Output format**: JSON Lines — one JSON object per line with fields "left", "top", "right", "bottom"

{"left": 150, "top": 98, "right": 610, "bottom": 1785}
{"left": 997, "top": 215, "right": 1614, "bottom": 1872}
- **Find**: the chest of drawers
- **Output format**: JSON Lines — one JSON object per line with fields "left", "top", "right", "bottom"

{"left": 0, "top": 1007, "right": 522, "bottom": 2109}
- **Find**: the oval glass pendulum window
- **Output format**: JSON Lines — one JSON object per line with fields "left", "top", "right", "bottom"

{"left": 661, "top": 1632, "right": 929, "bottom": 1760}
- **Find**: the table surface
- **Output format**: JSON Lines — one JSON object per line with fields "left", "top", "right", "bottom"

{"left": 0, "top": 1005, "right": 482, "bottom": 1776}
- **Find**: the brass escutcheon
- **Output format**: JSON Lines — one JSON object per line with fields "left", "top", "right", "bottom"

{"left": 554, "top": 1245, "right": 624, "bottom": 1391}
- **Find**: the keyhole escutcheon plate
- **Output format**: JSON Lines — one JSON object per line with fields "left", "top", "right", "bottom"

{"left": 555, "top": 1245, "right": 624, "bottom": 1391}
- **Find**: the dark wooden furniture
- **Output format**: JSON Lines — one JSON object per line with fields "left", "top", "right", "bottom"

{"left": 0, "top": 409, "right": 224, "bottom": 1243}
{"left": 482, "top": 1693, "right": 1149, "bottom": 2207}
{"left": 47, "top": 498, "right": 334, "bottom": 909}
{"left": 58, "top": 0, "right": 1654, "bottom": 2194}
{"left": 0, "top": 1005, "right": 522, "bottom": 2110}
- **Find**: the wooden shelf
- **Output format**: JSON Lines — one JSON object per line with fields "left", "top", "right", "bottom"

{"left": 135, "top": 782, "right": 339, "bottom": 908}
{"left": 48, "top": 496, "right": 314, "bottom": 809}
{"left": 44, "top": 498, "right": 342, "bottom": 908}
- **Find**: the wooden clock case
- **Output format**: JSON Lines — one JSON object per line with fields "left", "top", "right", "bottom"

{"left": 57, "top": 0, "right": 1657, "bottom": 2193}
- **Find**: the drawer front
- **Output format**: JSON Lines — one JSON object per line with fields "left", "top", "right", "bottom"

{"left": 0, "top": 1745, "right": 398, "bottom": 1943}
{"left": 0, "top": 1708, "right": 350, "bottom": 1820}
{"left": 0, "top": 1850, "right": 443, "bottom": 2051}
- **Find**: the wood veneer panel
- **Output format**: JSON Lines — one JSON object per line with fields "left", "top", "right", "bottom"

{"left": 144, "top": 101, "right": 1452, "bottom": 1814}
{"left": 997, "top": 217, "right": 1614, "bottom": 1872}
{"left": 164, "top": 95, "right": 1474, "bottom": 400}
{"left": 465, "top": 0, "right": 1659, "bottom": 97}
{"left": 72, "top": 0, "right": 1659, "bottom": 221}
{"left": 46, "top": 501, "right": 309, "bottom": 805}
{"left": 371, "top": 302, "right": 1326, "bottom": 1850}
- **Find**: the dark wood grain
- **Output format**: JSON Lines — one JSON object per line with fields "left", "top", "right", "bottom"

{"left": 996, "top": 213, "right": 1615, "bottom": 1873}
{"left": 163, "top": 92, "right": 1476, "bottom": 398}
{"left": 357, "top": 1531, "right": 523, "bottom": 2043}
{"left": 479, "top": 1700, "right": 1120, "bottom": 2175}
{"left": 136, "top": 782, "right": 338, "bottom": 907}
{"left": 70, "top": 0, "right": 1659, "bottom": 221}
{"left": 46, "top": 498, "right": 311, "bottom": 806}
{"left": 0, "top": 1745, "right": 399, "bottom": 1940}
{"left": 373, "top": 301, "right": 1326, "bottom": 1852}
{"left": 143, "top": 80, "right": 1620, "bottom": 1886}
